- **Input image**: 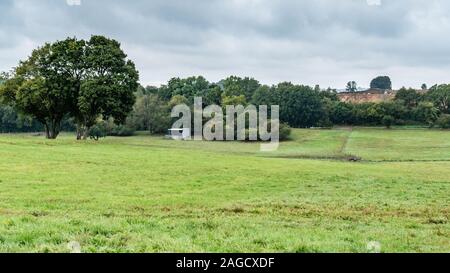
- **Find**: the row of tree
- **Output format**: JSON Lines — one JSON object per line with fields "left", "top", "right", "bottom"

{"left": 122, "top": 78, "right": 450, "bottom": 134}
{"left": 331, "top": 85, "right": 450, "bottom": 128}
{"left": 1, "top": 37, "right": 450, "bottom": 139}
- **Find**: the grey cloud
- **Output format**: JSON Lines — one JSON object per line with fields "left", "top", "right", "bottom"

{"left": 1, "top": 0, "right": 450, "bottom": 89}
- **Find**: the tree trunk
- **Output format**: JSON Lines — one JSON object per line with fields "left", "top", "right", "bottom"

{"left": 44, "top": 120, "right": 60, "bottom": 139}
{"left": 76, "top": 124, "right": 84, "bottom": 140}
{"left": 82, "top": 127, "right": 90, "bottom": 140}
{"left": 45, "top": 125, "right": 50, "bottom": 139}
{"left": 76, "top": 123, "right": 91, "bottom": 140}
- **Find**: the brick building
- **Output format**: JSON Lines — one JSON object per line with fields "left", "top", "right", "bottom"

{"left": 337, "top": 89, "right": 397, "bottom": 103}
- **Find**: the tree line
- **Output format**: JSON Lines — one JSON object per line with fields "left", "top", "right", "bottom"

{"left": 119, "top": 76, "right": 450, "bottom": 135}
{"left": 1, "top": 37, "right": 450, "bottom": 139}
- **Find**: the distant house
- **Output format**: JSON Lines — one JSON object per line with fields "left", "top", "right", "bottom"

{"left": 337, "top": 88, "right": 397, "bottom": 103}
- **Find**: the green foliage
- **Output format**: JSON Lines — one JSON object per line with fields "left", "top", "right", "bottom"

{"left": 168, "top": 95, "right": 189, "bottom": 108}
{"left": 76, "top": 36, "right": 139, "bottom": 139}
{"left": 198, "top": 84, "right": 223, "bottom": 105}
{"left": 221, "top": 94, "right": 247, "bottom": 107}
{"left": 276, "top": 83, "right": 326, "bottom": 128}
{"left": 279, "top": 123, "right": 292, "bottom": 141}
{"left": 0, "top": 36, "right": 138, "bottom": 140}
{"left": 436, "top": 114, "right": 450, "bottom": 129}
{"left": 251, "top": 85, "right": 276, "bottom": 106}
{"left": 330, "top": 102, "right": 354, "bottom": 125}
{"left": 382, "top": 115, "right": 394, "bottom": 129}
{"left": 319, "top": 89, "right": 339, "bottom": 101}
{"left": 370, "top": 76, "right": 392, "bottom": 90}
{"left": 88, "top": 122, "right": 108, "bottom": 141}
{"left": 413, "top": 102, "right": 439, "bottom": 127}
{"left": 242, "top": 122, "right": 291, "bottom": 142}
{"left": 108, "top": 124, "right": 136, "bottom": 137}
{"left": 0, "top": 43, "right": 78, "bottom": 138}
{"left": 166, "top": 76, "right": 210, "bottom": 103}
{"left": 253, "top": 83, "right": 328, "bottom": 128}
{"left": 329, "top": 101, "right": 410, "bottom": 126}
{"left": 222, "top": 76, "right": 260, "bottom": 101}
{"left": 0, "top": 104, "right": 43, "bottom": 133}
{"left": 395, "top": 87, "right": 422, "bottom": 108}
{"left": 131, "top": 94, "right": 171, "bottom": 134}
{"left": 427, "top": 84, "right": 450, "bottom": 114}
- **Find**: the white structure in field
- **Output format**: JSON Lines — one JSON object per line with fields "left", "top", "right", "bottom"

{"left": 167, "top": 128, "right": 191, "bottom": 140}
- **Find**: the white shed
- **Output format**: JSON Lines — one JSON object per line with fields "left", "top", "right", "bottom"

{"left": 167, "top": 128, "right": 191, "bottom": 140}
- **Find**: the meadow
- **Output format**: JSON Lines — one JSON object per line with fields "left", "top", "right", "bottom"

{"left": 0, "top": 128, "right": 449, "bottom": 253}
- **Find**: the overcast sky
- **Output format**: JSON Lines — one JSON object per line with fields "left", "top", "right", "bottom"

{"left": 1, "top": 0, "right": 450, "bottom": 89}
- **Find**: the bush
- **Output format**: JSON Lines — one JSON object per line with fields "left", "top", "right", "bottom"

{"left": 436, "top": 114, "right": 450, "bottom": 129}
{"left": 109, "top": 124, "right": 136, "bottom": 137}
{"left": 382, "top": 115, "right": 395, "bottom": 129}
{"left": 279, "top": 123, "right": 292, "bottom": 141}
{"left": 238, "top": 122, "right": 292, "bottom": 142}
{"left": 88, "top": 122, "right": 107, "bottom": 141}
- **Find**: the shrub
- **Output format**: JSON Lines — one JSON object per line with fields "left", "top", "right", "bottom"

{"left": 238, "top": 122, "right": 292, "bottom": 142}
{"left": 88, "top": 122, "right": 107, "bottom": 141}
{"left": 279, "top": 123, "right": 292, "bottom": 141}
{"left": 109, "top": 125, "right": 136, "bottom": 137}
{"left": 382, "top": 115, "right": 395, "bottom": 129}
{"left": 436, "top": 114, "right": 450, "bottom": 129}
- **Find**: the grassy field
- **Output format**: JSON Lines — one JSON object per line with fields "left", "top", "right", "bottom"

{"left": 0, "top": 128, "right": 449, "bottom": 253}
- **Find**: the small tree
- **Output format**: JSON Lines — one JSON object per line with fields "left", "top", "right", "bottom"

{"left": 370, "top": 76, "right": 392, "bottom": 90}
{"left": 346, "top": 81, "right": 358, "bottom": 92}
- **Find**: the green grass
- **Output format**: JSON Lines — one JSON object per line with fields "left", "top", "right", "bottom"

{"left": 0, "top": 128, "right": 449, "bottom": 253}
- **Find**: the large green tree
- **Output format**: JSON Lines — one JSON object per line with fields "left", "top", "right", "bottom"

{"left": 75, "top": 36, "right": 139, "bottom": 139}
{"left": 0, "top": 36, "right": 139, "bottom": 139}
{"left": 0, "top": 42, "right": 81, "bottom": 139}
